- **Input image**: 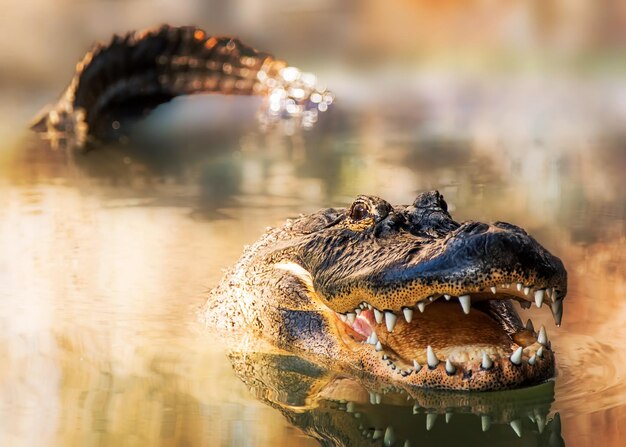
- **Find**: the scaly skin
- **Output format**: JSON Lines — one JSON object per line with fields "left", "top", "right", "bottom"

{"left": 205, "top": 192, "right": 567, "bottom": 391}
{"left": 31, "top": 24, "right": 332, "bottom": 147}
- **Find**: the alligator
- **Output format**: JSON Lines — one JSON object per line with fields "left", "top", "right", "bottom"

{"left": 31, "top": 24, "right": 332, "bottom": 148}
{"left": 205, "top": 191, "right": 567, "bottom": 391}
{"left": 32, "top": 25, "right": 567, "bottom": 392}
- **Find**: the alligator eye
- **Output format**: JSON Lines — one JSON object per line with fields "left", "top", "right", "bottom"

{"left": 350, "top": 201, "right": 370, "bottom": 221}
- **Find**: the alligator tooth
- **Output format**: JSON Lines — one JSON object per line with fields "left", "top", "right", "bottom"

{"left": 481, "top": 351, "right": 493, "bottom": 370}
{"left": 523, "top": 286, "right": 531, "bottom": 296}
{"left": 346, "top": 402, "right": 355, "bottom": 413}
{"left": 525, "top": 319, "right": 535, "bottom": 332}
{"left": 404, "top": 440, "right": 411, "bottom": 447}
{"left": 551, "top": 299, "right": 563, "bottom": 327}
{"left": 490, "top": 286, "right": 497, "bottom": 294}
{"left": 367, "top": 303, "right": 373, "bottom": 310}
{"left": 372, "top": 429, "right": 383, "bottom": 440}
{"left": 520, "top": 301, "right": 531, "bottom": 309}
{"left": 510, "top": 419, "right": 523, "bottom": 437}
{"left": 445, "top": 358, "right": 456, "bottom": 375}
{"left": 545, "top": 288, "right": 552, "bottom": 299}
{"left": 481, "top": 415, "right": 491, "bottom": 432}
{"left": 426, "top": 413, "right": 437, "bottom": 431}
{"left": 428, "top": 296, "right": 434, "bottom": 302}
{"left": 413, "top": 359, "right": 422, "bottom": 373}
{"left": 458, "top": 295, "right": 471, "bottom": 314}
{"left": 359, "top": 303, "right": 365, "bottom": 309}
{"left": 366, "top": 334, "right": 372, "bottom": 344}
{"left": 374, "top": 309, "right": 384, "bottom": 324}
{"left": 517, "top": 283, "right": 523, "bottom": 291}
{"left": 444, "top": 294, "right": 451, "bottom": 301}
{"left": 538, "top": 326, "right": 548, "bottom": 345}
{"left": 528, "top": 354, "right": 537, "bottom": 365}
{"left": 403, "top": 308, "right": 414, "bottom": 323}
{"left": 536, "top": 413, "right": 546, "bottom": 434}
{"left": 347, "top": 312, "right": 356, "bottom": 324}
{"left": 339, "top": 314, "right": 347, "bottom": 322}
{"left": 510, "top": 346, "right": 523, "bottom": 365}
{"left": 383, "top": 426, "right": 395, "bottom": 447}
{"left": 370, "top": 331, "right": 379, "bottom": 345}
{"left": 417, "top": 301, "right": 426, "bottom": 313}
{"left": 355, "top": 308, "right": 362, "bottom": 316}
{"left": 537, "top": 346, "right": 544, "bottom": 358}
{"left": 427, "top": 346, "right": 440, "bottom": 368}
{"left": 382, "top": 354, "right": 389, "bottom": 360}
{"left": 369, "top": 392, "right": 377, "bottom": 405}
{"left": 385, "top": 311, "right": 397, "bottom": 332}
{"left": 534, "top": 289, "right": 544, "bottom": 308}
{"left": 504, "top": 283, "right": 511, "bottom": 288}
{"left": 445, "top": 412, "right": 453, "bottom": 423}
{"left": 375, "top": 341, "right": 383, "bottom": 352}
{"left": 375, "top": 393, "right": 382, "bottom": 404}
{"left": 412, "top": 403, "right": 420, "bottom": 414}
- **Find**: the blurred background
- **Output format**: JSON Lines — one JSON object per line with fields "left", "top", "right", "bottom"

{"left": 0, "top": 1, "right": 625, "bottom": 446}
{"left": 2, "top": 0, "right": 626, "bottom": 141}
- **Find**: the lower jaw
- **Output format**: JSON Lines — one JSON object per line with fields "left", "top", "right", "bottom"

{"left": 336, "top": 303, "right": 555, "bottom": 391}
{"left": 347, "top": 344, "right": 555, "bottom": 391}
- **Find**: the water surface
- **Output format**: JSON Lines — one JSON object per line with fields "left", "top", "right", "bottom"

{"left": 0, "top": 86, "right": 625, "bottom": 447}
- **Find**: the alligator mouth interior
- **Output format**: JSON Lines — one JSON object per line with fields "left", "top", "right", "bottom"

{"left": 331, "top": 280, "right": 564, "bottom": 389}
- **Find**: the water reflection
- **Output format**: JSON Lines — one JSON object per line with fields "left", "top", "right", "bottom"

{"left": 228, "top": 349, "right": 564, "bottom": 446}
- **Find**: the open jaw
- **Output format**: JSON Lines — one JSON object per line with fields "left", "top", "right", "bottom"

{"left": 330, "top": 281, "right": 564, "bottom": 391}
{"left": 262, "top": 193, "right": 568, "bottom": 391}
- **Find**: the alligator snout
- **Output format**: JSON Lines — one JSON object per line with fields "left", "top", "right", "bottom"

{"left": 441, "top": 221, "right": 568, "bottom": 298}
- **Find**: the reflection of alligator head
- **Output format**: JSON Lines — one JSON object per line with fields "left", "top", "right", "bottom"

{"left": 205, "top": 191, "right": 567, "bottom": 391}
{"left": 228, "top": 349, "right": 565, "bottom": 446}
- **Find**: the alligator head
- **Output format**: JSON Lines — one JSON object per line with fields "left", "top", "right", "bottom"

{"left": 205, "top": 191, "right": 567, "bottom": 391}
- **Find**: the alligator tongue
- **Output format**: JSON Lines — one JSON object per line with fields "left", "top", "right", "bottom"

{"left": 376, "top": 301, "right": 512, "bottom": 363}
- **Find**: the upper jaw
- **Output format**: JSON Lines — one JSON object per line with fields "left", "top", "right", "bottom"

{"left": 318, "top": 220, "right": 567, "bottom": 319}
{"left": 332, "top": 281, "right": 565, "bottom": 329}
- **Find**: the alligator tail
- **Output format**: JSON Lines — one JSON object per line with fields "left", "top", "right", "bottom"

{"left": 31, "top": 25, "right": 291, "bottom": 145}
